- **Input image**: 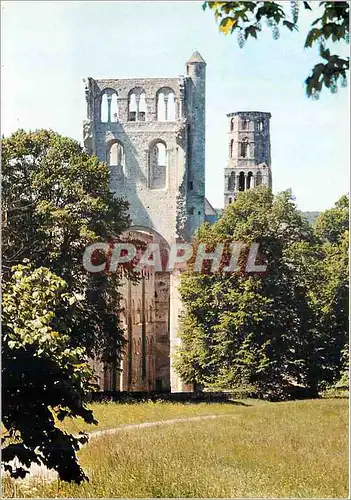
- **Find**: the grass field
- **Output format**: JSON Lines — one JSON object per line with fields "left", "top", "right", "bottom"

{"left": 3, "top": 398, "right": 348, "bottom": 498}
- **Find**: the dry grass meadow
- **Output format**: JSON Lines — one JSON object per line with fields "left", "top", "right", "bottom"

{"left": 2, "top": 398, "right": 348, "bottom": 498}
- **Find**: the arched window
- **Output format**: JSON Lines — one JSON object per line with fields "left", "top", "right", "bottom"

{"left": 230, "top": 139, "right": 234, "bottom": 158}
{"left": 100, "top": 89, "right": 118, "bottom": 123}
{"left": 228, "top": 171, "right": 235, "bottom": 191}
{"left": 167, "top": 93, "right": 175, "bottom": 121}
{"left": 149, "top": 141, "right": 167, "bottom": 189}
{"left": 228, "top": 197, "right": 233, "bottom": 204}
{"left": 230, "top": 118, "right": 235, "bottom": 132}
{"left": 238, "top": 171, "right": 245, "bottom": 192}
{"left": 108, "top": 141, "right": 125, "bottom": 192}
{"left": 257, "top": 120, "right": 263, "bottom": 132}
{"left": 157, "top": 93, "right": 166, "bottom": 121}
{"left": 139, "top": 93, "right": 147, "bottom": 121}
{"left": 256, "top": 171, "right": 262, "bottom": 186}
{"left": 101, "top": 94, "right": 108, "bottom": 123}
{"left": 128, "top": 93, "right": 137, "bottom": 122}
{"left": 157, "top": 87, "right": 175, "bottom": 121}
{"left": 111, "top": 94, "right": 118, "bottom": 122}
{"left": 247, "top": 171, "right": 254, "bottom": 189}
{"left": 241, "top": 119, "right": 249, "bottom": 130}
{"left": 240, "top": 138, "right": 249, "bottom": 158}
{"left": 128, "top": 87, "right": 147, "bottom": 122}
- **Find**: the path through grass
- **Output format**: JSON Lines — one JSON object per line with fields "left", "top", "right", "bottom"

{"left": 3, "top": 398, "right": 348, "bottom": 498}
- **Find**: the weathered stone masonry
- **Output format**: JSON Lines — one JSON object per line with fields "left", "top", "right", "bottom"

{"left": 224, "top": 111, "right": 272, "bottom": 206}
{"left": 84, "top": 52, "right": 206, "bottom": 392}
{"left": 84, "top": 55, "right": 273, "bottom": 392}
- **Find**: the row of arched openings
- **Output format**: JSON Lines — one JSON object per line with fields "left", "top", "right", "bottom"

{"left": 108, "top": 139, "right": 168, "bottom": 191}
{"left": 100, "top": 87, "right": 176, "bottom": 123}
{"left": 230, "top": 118, "right": 264, "bottom": 132}
{"left": 228, "top": 171, "right": 263, "bottom": 192}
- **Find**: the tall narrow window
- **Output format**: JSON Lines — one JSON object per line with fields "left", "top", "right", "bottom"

{"left": 242, "top": 119, "right": 249, "bottom": 130}
{"left": 247, "top": 171, "right": 253, "bottom": 189}
{"left": 128, "top": 94, "right": 137, "bottom": 121}
{"left": 111, "top": 94, "right": 118, "bottom": 122}
{"left": 150, "top": 141, "right": 167, "bottom": 189}
{"left": 238, "top": 171, "right": 245, "bottom": 192}
{"left": 240, "top": 138, "right": 249, "bottom": 158}
{"left": 256, "top": 171, "right": 262, "bottom": 186}
{"left": 139, "top": 93, "right": 147, "bottom": 121}
{"left": 228, "top": 197, "right": 233, "bottom": 204}
{"left": 167, "top": 93, "right": 175, "bottom": 121}
{"left": 128, "top": 88, "right": 147, "bottom": 122}
{"left": 228, "top": 171, "right": 235, "bottom": 191}
{"left": 108, "top": 141, "right": 124, "bottom": 191}
{"left": 157, "top": 93, "right": 165, "bottom": 121}
{"left": 230, "top": 118, "right": 235, "bottom": 131}
{"left": 257, "top": 120, "right": 263, "bottom": 132}
{"left": 101, "top": 93, "right": 108, "bottom": 123}
{"left": 230, "top": 139, "right": 234, "bottom": 158}
{"left": 100, "top": 89, "right": 118, "bottom": 123}
{"left": 157, "top": 87, "right": 175, "bottom": 121}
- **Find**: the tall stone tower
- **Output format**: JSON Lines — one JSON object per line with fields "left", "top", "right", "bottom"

{"left": 83, "top": 52, "right": 206, "bottom": 393}
{"left": 83, "top": 51, "right": 206, "bottom": 243}
{"left": 224, "top": 111, "right": 272, "bottom": 206}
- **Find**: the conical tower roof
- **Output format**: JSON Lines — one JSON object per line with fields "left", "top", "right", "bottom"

{"left": 187, "top": 51, "right": 206, "bottom": 64}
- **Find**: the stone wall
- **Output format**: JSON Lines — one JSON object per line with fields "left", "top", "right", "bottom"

{"left": 83, "top": 53, "right": 207, "bottom": 392}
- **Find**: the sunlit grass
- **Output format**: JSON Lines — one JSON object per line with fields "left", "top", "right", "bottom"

{"left": 56, "top": 399, "right": 251, "bottom": 435}
{"left": 4, "top": 398, "right": 348, "bottom": 498}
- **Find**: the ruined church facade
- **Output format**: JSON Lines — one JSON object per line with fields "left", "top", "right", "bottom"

{"left": 83, "top": 52, "right": 206, "bottom": 392}
{"left": 83, "top": 53, "right": 273, "bottom": 393}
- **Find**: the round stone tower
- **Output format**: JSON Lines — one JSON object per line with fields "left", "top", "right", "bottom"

{"left": 224, "top": 111, "right": 272, "bottom": 206}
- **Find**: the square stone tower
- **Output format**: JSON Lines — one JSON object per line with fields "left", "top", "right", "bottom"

{"left": 83, "top": 51, "right": 206, "bottom": 244}
{"left": 224, "top": 111, "right": 272, "bottom": 206}
{"left": 83, "top": 52, "right": 206, "bottom": 393}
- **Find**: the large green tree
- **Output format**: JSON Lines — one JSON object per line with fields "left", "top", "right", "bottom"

{"left": 1, "top": 129, "right": 137, "bottom": 482}
{"left": 2, "top": 129, "right": 132, "bottom": 363}
{"left": 174, "top": 187, "right": 348, "bottom": 400}
{"left": 2, "top": 263, "right": 96, "bottom": 483}
{"left": 203, "top": 1, "right": 349, "bottom": 98}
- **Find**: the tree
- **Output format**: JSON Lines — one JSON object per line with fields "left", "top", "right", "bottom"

{"left": 174, "top": 187, "right": 348, "bottom": 400}
{"left": 203, "top": 1, "right": 349, "bottom": 98}
{"left": 314, "top": 193, "right": 349, "bottom": 243}
{"left": 2, "top": 263, "right": 97, "bottom": 483}
{"left": 2, "top": 129, "right": 133, "bottom": 364}
{"left": 312, "top": 195, "right": 349, "bottom": 388}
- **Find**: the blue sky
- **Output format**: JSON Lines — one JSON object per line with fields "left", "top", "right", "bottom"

{"left": 1, "top": 1, "right": 349, "bottom": 211}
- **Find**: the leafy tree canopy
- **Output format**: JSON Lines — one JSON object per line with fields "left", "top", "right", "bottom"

{"left": 2, "top": 263, "right": 97, "bottom": 483}
{"left": 203, "top": 1, "right": 349, "bottom": 98}
{"left": 2, "top": 129, "right": 133, "bottom": 362}
{"left": 174, "top": 187, "right": 348, "bottom": 400}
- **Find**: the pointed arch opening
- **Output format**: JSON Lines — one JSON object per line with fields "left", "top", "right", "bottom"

{"left": 256, "top": 171, "right": 262, "bottom": 186}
